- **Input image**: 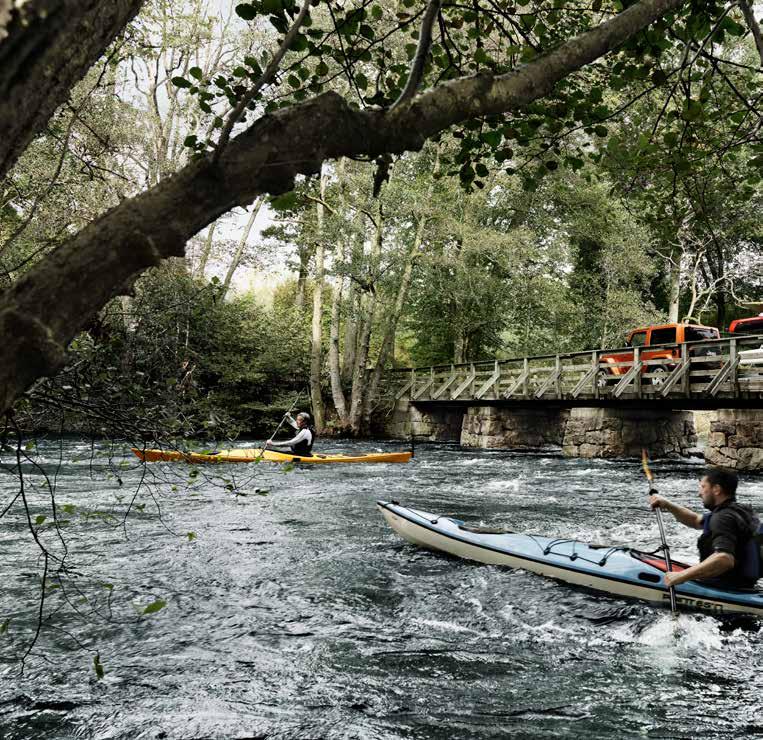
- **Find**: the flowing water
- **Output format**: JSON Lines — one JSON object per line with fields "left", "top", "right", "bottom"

{"left": 2, "top": 437, "right": 763, "bottom": 739}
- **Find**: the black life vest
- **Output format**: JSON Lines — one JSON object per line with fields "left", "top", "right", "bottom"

{"left": 291, "top": 426, "right": 316, "bottom": 456}
{"left": 701, "top": 503, "right": 763, "bottom": 584}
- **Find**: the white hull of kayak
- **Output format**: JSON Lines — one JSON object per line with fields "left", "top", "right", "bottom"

{"left": 378, "top": 502, "right": 763, "bottom": 618}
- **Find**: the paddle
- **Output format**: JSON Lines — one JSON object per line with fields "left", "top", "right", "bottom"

{"left": 258, "top": 391, "right": 303, "bottom": 459}
{"left": 641, "top": 449, "right": 678, "bottom": 613}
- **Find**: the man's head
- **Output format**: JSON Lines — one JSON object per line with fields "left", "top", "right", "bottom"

{"left": 296, "top": 412, "right": 311, "bottom": 428}
{"left": 699, "top": 468, "right": 738, "bottom": 510}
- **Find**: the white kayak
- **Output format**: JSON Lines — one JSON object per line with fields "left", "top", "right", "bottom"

{"left": 378, "top": 500, "right": 763, "bottom": 618}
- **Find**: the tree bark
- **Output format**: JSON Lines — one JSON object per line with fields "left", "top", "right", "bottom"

{"left": 349, "top": 204, "right": 383, "bottom": 433}
{"left": 195, "top": 222, "right": 216, "bottom": 279}
{"left": 309, "top": 169, "right": 327, "bottom": 431}
{"left": 295, "top": 245, "right": 311, "bottom": 312}
{"left": 328, "top": 273, "right": 348, "bottom": 425}
{"left": 220, "top": 198, "right": 262, "bottom": 299}
{"left": 0, "top": 0, "right": 145, "bottom": 181}
{"left": 0, "top": 0, "right": 691, "bottom": 414}
{"left": 667, "top": 253, "right": 681, "bottom": 323}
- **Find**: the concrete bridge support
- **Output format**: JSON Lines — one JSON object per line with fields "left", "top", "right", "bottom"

{"left": 383, "top": 401, "right": 763, "bottom": 469}
{"left": 461, "top": 406, "right": 569, "bottom": 449}
{"left": 383, "top": 399, "right": 463, "bottom": 441}
{"left": 704, "top": 409, "right": 763, "bottom": 471}
{"left": 561, "top": 408, "right": 697, "bottom": 459}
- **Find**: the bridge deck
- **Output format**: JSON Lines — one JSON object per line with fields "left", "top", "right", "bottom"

{"left": 383, "top": 336, "right": 763, "bottom": 409}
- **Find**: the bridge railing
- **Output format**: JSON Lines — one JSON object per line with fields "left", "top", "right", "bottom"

{"left": 382, "top": 335, "right": 763, "bottom": 403}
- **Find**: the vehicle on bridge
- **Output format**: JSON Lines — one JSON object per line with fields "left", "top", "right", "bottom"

{"left": 598, "top": 323, "right": 720, "bottom": 387}
{"left": 729, "top": 314, "right": 763, "bottom": 367}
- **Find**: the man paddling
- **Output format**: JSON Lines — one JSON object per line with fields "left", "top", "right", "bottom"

{"left": 649, "top": 469, "right": 760, "bottom": 590}
{"left": 265, "top": 411, "right": 316, "bottom": 456}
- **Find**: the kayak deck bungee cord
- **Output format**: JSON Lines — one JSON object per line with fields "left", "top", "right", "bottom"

{"left": 132, "top": 447, "right": 413, "bottom": 464}
{"left": 378, "top": 500, "right": 763, "bottom": 617}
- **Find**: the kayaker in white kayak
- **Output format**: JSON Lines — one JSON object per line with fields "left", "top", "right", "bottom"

{"left": 649, "top": 469, "right": 760, "bottom": 590}
{"left": 265, "top": 411, "right": 316, "bottom": 456}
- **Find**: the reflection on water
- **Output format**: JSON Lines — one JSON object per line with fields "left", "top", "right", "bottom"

{"left": 1, "top": 438, "right": 763, "bottom": 739}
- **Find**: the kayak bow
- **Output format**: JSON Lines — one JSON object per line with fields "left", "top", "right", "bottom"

{"left": 377, "top": 500, "right": 763, "bottom": 618}
{"left": 132, "top": 447, "right": 412, "bottom": 464}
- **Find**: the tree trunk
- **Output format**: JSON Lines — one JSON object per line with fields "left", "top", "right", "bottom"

{"left": 328, "top": 273, "right": 348, "bottom": 425}
{"left": 667, "top": 253, "right": 681, "bottom": 323}
{"left": 309, "top": 169, "right": 327, "bottom": 431}
{"left": 220, "top": 198, "right": 262, "bottom": 299}
{"left": 196, "top": 222, "right": 217, "bottom": 279}
{"left": 295, "top": 244, "right": 312, "bottom": 312}
{"left": 349, "top": 203, "right": 383, "bottom": 433}
{"left": 341, "top": 282, "right": 358, "bottom": 384}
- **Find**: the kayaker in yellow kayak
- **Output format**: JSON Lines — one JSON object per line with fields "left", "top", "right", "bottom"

{"left": 265, "top": 411, "right": 316, "bottom": 456}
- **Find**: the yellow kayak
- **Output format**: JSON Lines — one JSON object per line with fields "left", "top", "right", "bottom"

{"left": 131, "top": 447, "right": 413, "bottom": 465}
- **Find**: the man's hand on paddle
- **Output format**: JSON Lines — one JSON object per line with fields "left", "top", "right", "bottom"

{"left": 648, "top": 494, "right": 669, "bottom": 510}
{"left": 663, "top": 571, "right": 683, "bottom": 588}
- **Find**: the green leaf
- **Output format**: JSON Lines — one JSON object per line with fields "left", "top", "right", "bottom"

{"left": 189, "top": 67, "right": 203, "bottom": 81}
{"left": 371, "top": 5, "right": 383, "bottom": 20}
{"left": 235, "top": 3, "right": 258, "bottom": 20}
{"left": 289, "top": 34, "right": 308, "bottom": 52}
{"left": 287, "top": 74, "right": 301, "bottom": 89}
{"left": 142, "top": 598, "right": 167, "bottom": 615}
{"left": 474, "top": 48, "right": 490, "bottom": 65}
{"left": 187, "top": 532, "right": 197, "bottom": 541}
{"left": 270, "top": 191, "right": 299, "bottom": 210}
{"left": 480, "top": 130, "right": 502, "bottom": 148}
{"left": 0, "top": 619, "right": 9, "bottom": 634}
{"left": 720, "top": 17, "right": 745, "bottom": 36}
{"left": 183, "top": 134, "right": 198, "bottom": 148}
{"left": 171, "top": 76, "right": 192, "bottom": 89}
{"left": 35, "top": 514, "right": 46, "bottom": 526}
{"left": 93, "top": 653, "right": 105, "bottom": 679}
{"left": 593, "top": 125, "right": 608, "bottom": 137}
{"left": 244, "top": 56, "right": 263, "bottom": 76}
{"left": 682, "top": 99, "right": 703, "bottom": 121}
{"left": 316, "top": 60, "right": 329, "bottom": 76}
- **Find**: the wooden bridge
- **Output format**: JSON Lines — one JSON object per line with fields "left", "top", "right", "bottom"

{"left": 383, "top": 335, "right": 763, "bottom": 410}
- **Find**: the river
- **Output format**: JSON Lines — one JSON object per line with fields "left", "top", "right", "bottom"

{"left": 1, "top": 437, "right": 763, "bottom": 739}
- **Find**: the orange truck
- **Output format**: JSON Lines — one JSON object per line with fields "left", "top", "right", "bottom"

{"left": 729, "top": 314, "right": 763, "bottom": 366}
{"left": 598, "top": 323, "right": 720, "bottom": 387}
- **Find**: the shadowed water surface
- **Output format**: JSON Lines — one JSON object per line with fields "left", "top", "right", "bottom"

{"left": 1, "top": 438, "right": 763, "bottom": 739}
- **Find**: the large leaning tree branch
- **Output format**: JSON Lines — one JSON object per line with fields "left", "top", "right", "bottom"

{"left": 0, "top": 0, "right": 145, "bottom": 182}
{"left": 0, "top": 0, "right": 689, "bottom": 415}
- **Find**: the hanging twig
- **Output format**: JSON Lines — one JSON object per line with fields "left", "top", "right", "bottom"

{"left": 213, "top": 0, "right": 312, "bottom": 162}
{"left": 391, "top": 0, "right": 442, "bottom": 109}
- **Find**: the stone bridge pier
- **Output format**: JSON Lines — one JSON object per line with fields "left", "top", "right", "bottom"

{"left": 462, "top": 406, "right": 697, "bottom": 458}
{"left": 382, "top": 401, "right": 762, "bottom": 470}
